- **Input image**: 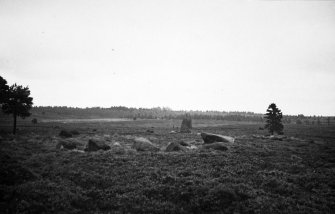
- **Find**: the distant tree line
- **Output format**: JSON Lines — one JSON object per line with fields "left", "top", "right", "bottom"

{"left": 10, "top": 106, "right": 331, "bottom": 124}
{"left": 22, "top": 106, "right": 264, "bottom": 122}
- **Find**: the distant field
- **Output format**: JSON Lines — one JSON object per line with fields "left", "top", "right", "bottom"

{"left": 40, "top": 118, "right": 133, "bottom": 123}
{"left": 0, "top": 118, "right": 261, "bottom": 132}
{"left": 1, "top": 119, "right": 334, "bottom": 213}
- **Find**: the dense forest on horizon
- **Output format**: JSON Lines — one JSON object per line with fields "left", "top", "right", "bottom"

{"left": 30, "top": 106, "right": 264, "bottom": 121}
{"left": 1, "top": 106, "right": 333, "bottom": 125}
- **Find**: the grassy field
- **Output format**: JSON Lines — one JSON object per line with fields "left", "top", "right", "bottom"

{"left": 1, "top": 119, "right": 334, "bottom": 213}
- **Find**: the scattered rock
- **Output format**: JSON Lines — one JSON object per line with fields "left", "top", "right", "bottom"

{"left": 201, "top": 142, "right": 228, "bottom": 151}
{"left": 113, "top": 142, "right": 121, "bottom": 147}
{"left": 59, "top": 130, "right": 73, "bottom": 138}
{"left": 85, "top": 138, "right": 111, "bottom": 152}
{"left": 103, "top": 134, "right": 111, "bottom": 141}
{"left": 109, "top": 142, "right": 126, "bottom": 154}
{"left": 56, "top": 139, "right": 82, "bottom": 150}
{"left": 71, "top": 149, "right": 85, "bottom": 153}
{"left": 165, "top": 142, "right": 187, "bottom": 152}
{"left": 201, "top": 132, "right": 235, "bottom": 144}
{"left": 187, "top": 145, "right": 198, "bottom": 150}
{"left": 148, "top": 136, "right": 159, "bottom": 144}
{"left": 269, "top": 135, "right": 286, "bottom": 141}
{"left": 132, "top": 137, "right": 159, "bottom": 152}
{"left": 178, "top": 140, "right": 191, "bottom": 147}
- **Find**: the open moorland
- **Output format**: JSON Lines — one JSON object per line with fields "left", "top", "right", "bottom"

{"left": 1, "top": 119, "right": 335, "bottom": 213}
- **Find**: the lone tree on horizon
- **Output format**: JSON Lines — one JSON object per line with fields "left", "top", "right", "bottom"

{"left": 264, "top": 103, "right": 284, "bottom": 135}
{"left": 1, "top": 81, "right": 33, "bottom": 135}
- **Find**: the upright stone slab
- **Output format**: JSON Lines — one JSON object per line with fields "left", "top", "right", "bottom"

{"left": 180, "top": 114, "right": 192, "bottom": 133}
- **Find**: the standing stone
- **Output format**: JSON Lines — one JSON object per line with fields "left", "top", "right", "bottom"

{"left": 180, "top": 114, "right": 192, "bottom": 133}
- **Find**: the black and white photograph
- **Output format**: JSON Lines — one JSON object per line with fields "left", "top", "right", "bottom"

{"left": 1, "top": 0, "right": 334, "bottom": 213}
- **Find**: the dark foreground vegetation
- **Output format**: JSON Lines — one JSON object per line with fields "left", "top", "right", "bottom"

{"left": 1, "top": 120, "right": 335, "bottom": 213}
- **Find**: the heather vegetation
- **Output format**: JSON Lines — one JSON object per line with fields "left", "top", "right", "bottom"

{"left": 0, "top": 119, "right": 334, "bottom": 213}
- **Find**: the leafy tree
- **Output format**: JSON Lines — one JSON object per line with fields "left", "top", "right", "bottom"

{"left": 264, "top": 103, "right": 284, "bottom": 135}
{"left": 0, "top": 76, "right": 9, "bottom": 104}
{"left": 2, "top": 84, "right": 33, "bottom": 134}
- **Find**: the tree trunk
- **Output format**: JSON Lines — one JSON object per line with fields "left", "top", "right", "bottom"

{"left": 13, "top": 113, "right": 17, "bottom": 135}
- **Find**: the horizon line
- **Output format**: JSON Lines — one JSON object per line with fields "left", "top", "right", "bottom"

{"left": 31, "top": 105, "right": 334, "bottom": 117}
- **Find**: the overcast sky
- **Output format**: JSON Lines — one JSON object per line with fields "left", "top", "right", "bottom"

{"left": 1, "top": 0, "right": 334, "bottom": 116}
